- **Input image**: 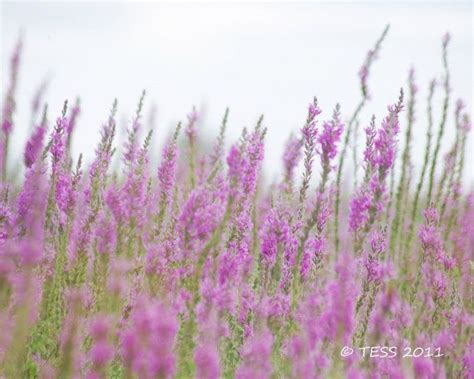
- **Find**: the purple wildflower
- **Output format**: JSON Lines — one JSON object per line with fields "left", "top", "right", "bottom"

{"left": 282, "top": 133, "right": 303, "bottom": 187}
{"left": 24, "top": 121, "right": 47, "bottom": 168}
{"left": 317, "top": 104, "right": 344, "bottom": 165}
{"left": 236, "top": 327, "right": 274, "bottom": 379}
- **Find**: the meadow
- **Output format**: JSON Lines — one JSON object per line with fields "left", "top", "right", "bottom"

{"left": 0, "top": 26, "right": 472, "bottom": 378}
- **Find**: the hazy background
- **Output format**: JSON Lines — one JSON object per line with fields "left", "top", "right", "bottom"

{"left": 1, "top": 1, "right": 473, "bottom": 184}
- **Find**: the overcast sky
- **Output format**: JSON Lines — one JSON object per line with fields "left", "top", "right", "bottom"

{"left": 1, "top": 1, "right": 472, "bottom": 184}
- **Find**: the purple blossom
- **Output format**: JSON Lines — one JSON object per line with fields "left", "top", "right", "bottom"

{"left": 349, "top": 92, "right": 403, "bottom": 232}
{"left": 419, "top": 207, "right": 454, "bottom": 269}
{"left": 282, "top": 133, "right": 303, "bottom": 185}
{"left": 363, "top": 229, "right": 393, "bottom": 283}
{"left": 94, "top": 210, "right": 117, "bottom": 255}
{"left": 349, "top": 189, "right": 372, "bottom": 231}
{"left": 0, "top": 32, "right": 470, "bottom": 379}
{"left": 317, "top": 104, "right": 344, "bottom": 164}
{"left": 236, "top": 327, "right": 274, "bottom": 379}
{"left": 413, "top": 356, "right": 435, "bottom": 379}
{"left": 55, "top": 170, "right": 73, "bottom": 215}
{"left": 317, "top": 253, "right": 357, "bottom": 344}
{"left": 88, "top": 315, "right": 113, "bottom": 374}
{"left": 50, "top": 115, "right": 68, "bottom": 171}
{"left": 373, "top": 99, "right": 403, "bottom": 172}
{"left": 303, "top": 98, "right": 321, "bottom": 141}
{"left": 194, "top": 343, "right": 220, "bottom": 379}
{"left": 260, "top": 206, "right": 290, "bottom": 266}
{"left": 24, "top": 121, "right": 47, "bottom": 168}
{"left": 463, "top": 343, "right": 474, "bottom": 378}
{"left": 121, "top": 299, "right": 178, "bottom": 378}
{"left": 157, "top": 137, "right": 178, "bottom": 208}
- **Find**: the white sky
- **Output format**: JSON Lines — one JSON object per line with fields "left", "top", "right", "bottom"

{"left": 1, "top": 1, "right": 473, "bottom": 184}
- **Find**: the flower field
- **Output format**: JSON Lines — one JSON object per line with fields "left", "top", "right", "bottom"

{"left": 0, "top": 27, "right": 472, "bottom": 378}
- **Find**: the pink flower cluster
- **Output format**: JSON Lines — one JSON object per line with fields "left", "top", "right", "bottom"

{"left": 0, "top": 30, "right": 472, "bottom": 379}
